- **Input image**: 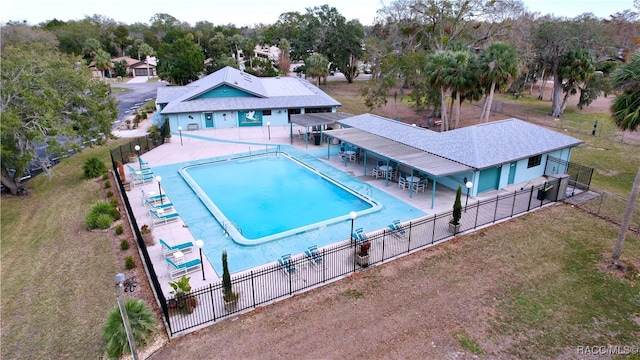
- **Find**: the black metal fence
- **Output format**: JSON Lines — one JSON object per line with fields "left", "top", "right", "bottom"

{"left": 110, "top": 136, "right": 171, "bottom": 333}
{"left": 153, "top": 178, "right": 561, "bottom": 336}
{"left": 546, "top": 156, "right": 594, "bottom": 190}
{"left": 573, "top": 186, "right": 640, "bottom": 233}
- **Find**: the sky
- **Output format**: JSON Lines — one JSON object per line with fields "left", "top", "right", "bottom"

{"left": 1, "top": 0, "right": 636, "bottom": 27}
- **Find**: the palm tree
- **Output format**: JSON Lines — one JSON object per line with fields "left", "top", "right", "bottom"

{"left": 610, "top": 50, "right": 640, "bottom": 265}
{"left": 444, "top": 51, "right": 471, "bottom": 130}
{"left": 102, "top": 298, "right": 157, "bottom": 358}
{"left": 558, "top": 49, "right": 596, "bottom": 114}
{"left": 478, "top": 42, "right": 519, "bottom": 123}
{"left": 93, "top": 49, "right": 112, "bottom": 79}
{"left": 306, "top": 53, "right": 329, "bottom": 86}
{"left": 425, "top": 51, "right": 453, "bottom": 131}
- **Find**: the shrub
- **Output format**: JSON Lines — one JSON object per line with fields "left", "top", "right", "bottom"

{"left": 90, "top": 213, "right": 114, "bottom": 230}
{"left": 125, "top": 255, "right": 135, "bottom": 269}
{"left": 114, "top": 224, "right": 123, "bottom": 235}
{"left": 102, "top": 298, "right": 157, "bottom": 358}
{"left": 104, "top": 180, "right": 111, "bottom": 189}
{"left": 86, "top": 200, "right": 120, "bottom": 230}
{"left": 451, "top": 186, "right": 462, "bottom": 226}
{"left": 102, "top": 173, "right": 109, "bottom": 181}
{"left": 120, "top": 239, "right": 129, "bottom": 250}
{"left": 83, "top": 157, "right": 108, "bottom": 179}
{"left": 106, "top": 190, "right": 114, "bottom": 198}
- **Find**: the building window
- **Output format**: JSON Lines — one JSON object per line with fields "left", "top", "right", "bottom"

{"left": 263, "top": 110, "right": 272, "bottom": 116}
{"left": 527, "top": 154, "right": 542, "bottom": 168}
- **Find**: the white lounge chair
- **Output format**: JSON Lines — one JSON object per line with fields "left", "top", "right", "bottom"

{"left": 149, "top": 208, "right": 180, "bottom": 227}
{"left": 165, "top": 256, "right": 201, "bottom": 280}
{"left": 160, "top": 239, "right": 194, "bottom": 257}
{"left": 304, "top": 245, "right": 323, "bottom": 267}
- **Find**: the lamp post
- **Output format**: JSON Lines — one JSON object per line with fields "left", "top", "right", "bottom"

{"left": 177, "top": 125, "right": 183, "bottom": 146}
{"left": 155, "top": 175, "right": 163, "bottom": 205}
{"left": 115, "top": 273, "right": 138, "bottom": 360}
{"left": 267, "top": 121, "right": 271, "bottom": 140}
{"left": 134, "top": 145, "right": 141, "bottom": 169}
{"left": 465, "top": 180, "right": 473, "bottom": 212}
{"left": 349, "top": 211, "right": 357, "bottom": 243}
{"left": 195, "top": 239, "right": 205, "bottom": 280}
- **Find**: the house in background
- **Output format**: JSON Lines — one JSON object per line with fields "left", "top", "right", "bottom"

{"left": 156, "top": 66, "right": 340, "bottom": 130}
{"left": 89, "top": 56, "right": 157, "bottom": 78}
{"left": 331, "top": 115, "right": 584, "bottom": 199}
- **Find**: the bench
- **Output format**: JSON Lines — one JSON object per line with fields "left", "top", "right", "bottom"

{"left": 187, "top": 123, "right": 199, "bottom": 131}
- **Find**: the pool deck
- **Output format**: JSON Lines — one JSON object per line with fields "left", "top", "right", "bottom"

{"left": 121, "top": 125, "right": 549, "bottom": 294}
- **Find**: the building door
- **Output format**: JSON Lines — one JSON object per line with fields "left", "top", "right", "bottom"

{"left": 205, "top": 113, "right": 214, "bottom": 128}
{"left": 507, "top": 162, "right": 517, "bottom": 185}
{"left": 478, "top": 167, "right": 500, "bottom": 193}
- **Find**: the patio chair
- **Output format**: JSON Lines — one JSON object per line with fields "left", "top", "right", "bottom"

{"left": 304, "top": 245, "right": 323, "bottom": 266}
{"left": 352, "top": 228, "right": 367, "bottom": 244}
{"left": 398, "top": 176, "right": 408, "bottom": 190}
{"left": 145, "top": 198, "right": 173, "bottom": 211}
{"left": 139, "top": 157, "right": 149, "bottom": 166}
{"left": 165, "top": 256, "right": 201, "bottom": 280}
{"left": 141, "top": 189, "right": 168, "bottom": 205}
{"left": 127, "top": 164, "right": 153, "bottom": 175}
{"left": 160, "top": 238, "right": 194, "bottom": 257}
{"left": 131, "top": 172, "right": 155, "bottom": 187}
{"left": 413, "top": 179, "right": 426, "bottom": 193}
{"left": 149, "top": 208, "right": 180, "bottom": 227}
{"left": 387, "top": 220, "right": 407, "bottom": 238}
{"left": 278, "top": 254, "right": 296, "bottom": 276}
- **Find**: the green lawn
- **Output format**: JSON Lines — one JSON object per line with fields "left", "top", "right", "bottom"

{"left": 1, "top": 141, "right": 126, "bottom": 358}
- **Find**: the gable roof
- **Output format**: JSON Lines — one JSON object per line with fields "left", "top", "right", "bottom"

{"left": 338, "top": 115, "right": 583, "bottom": 170}
{"left": 158, "top": 66, "right": 340, "bottom": 114}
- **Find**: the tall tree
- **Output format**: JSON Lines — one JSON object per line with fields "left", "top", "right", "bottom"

{"left": 277, "top": 39, "right": 292, "bottom": 75}
{"left": 1, "top": 43, "right": 117, "bottom": 195}
{"left": 478, "top": 42, "right": 519, "bottom": 123}
{"left": 557, "top": 49, "right": 596, "bottom": 113}
{"left": 533, "top": 15, "right": 609, "bottom": 117}
{"left": 424, "top": 50, "right": 454, "bottom": 131}
{"left": 157, "top": 37, "right": 204, "bottom": 85}
{"left": 610, "top": 50, "right": 640, "bottom": 265}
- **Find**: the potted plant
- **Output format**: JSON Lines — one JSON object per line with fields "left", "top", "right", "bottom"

{"left": 140, "top": 224, "right": 155, "bottom": 246}
{"left": 116, "top": 161, "right": 130, "bottom": 191}
{"left": 356, "top": 241, "right": 371, "bottom": 267}
{"left": 148, "top": 124, "right": 161, "bottom": 145}
{"left": 221, "top": 251, "right": 239, "bottom": 311}
{"left": 168, "top": 275, "right": 197, "bottom": 314}
{"left": 449, "top": 186, "right": 462, "bottom": 234}
{"left": 164, "top": 117, "right": 172, "bottom": 143}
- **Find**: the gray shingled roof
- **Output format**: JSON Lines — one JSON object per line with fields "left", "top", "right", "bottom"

{"left": 159, "top": 66, "right": 340, "bottom": 114}
{"left": 337, "top": 114, "right": 584, "bottom": 170}
{"left": 291, "top": 113, "right": 355, "bottom": 127}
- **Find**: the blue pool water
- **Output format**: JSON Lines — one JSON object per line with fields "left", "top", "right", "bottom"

{"left": 152, "top": 144, "right": 427, "bottom": 274}
{"left": 181, "top": 153, "right": 381, "bottom": 244}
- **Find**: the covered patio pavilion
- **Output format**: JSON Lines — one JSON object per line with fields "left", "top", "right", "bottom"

{"left": 289, "top": 113, "right": 354, "bottom": 148}
{"left": 324, "top": 126, "right": 473, "bottom": 209}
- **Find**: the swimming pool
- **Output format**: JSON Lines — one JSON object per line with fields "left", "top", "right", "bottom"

{"left": 152, "top": 144, "right": 426, "bottom": 274}
{"left": 180, "top": 152, "right": 382, "bottom": 245}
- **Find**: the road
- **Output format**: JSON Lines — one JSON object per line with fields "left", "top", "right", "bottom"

{"left": 111, "top": 80, "right": 163, "bottom": 129}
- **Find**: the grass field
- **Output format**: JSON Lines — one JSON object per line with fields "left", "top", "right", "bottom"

{"left": 1, "top": 140, "right": 126, "bottom": 358}
{"left": 2, "top": 85, "right": 639, "bottom": 359}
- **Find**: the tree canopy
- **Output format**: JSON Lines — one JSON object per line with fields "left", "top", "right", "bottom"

{"left": 0, "top": 41, "right": 117, "bottom": 195}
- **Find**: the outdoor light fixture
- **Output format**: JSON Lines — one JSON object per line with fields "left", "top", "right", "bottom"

{"left": 267, "top": 121, "right": 271, "bottom": 140}
{"left": 465, "top": 179, "right": 473, "bottom": 212}
{"left": 177, "top": 125, "right": 183, "bottom": 146}
{"left": 155, "top": 175, "right": 163, "bottom": 205}
{"left": 195, "top": 239, "right": 205, "bottom": 280}
{"left": 115, "top": 273, "right": 138, "bottom": 359}
{"left": 349, "top": 211, "right": 357, "bottom": 243}
{"left": 134, "top": 145, "right": 141, "bottom": 169}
